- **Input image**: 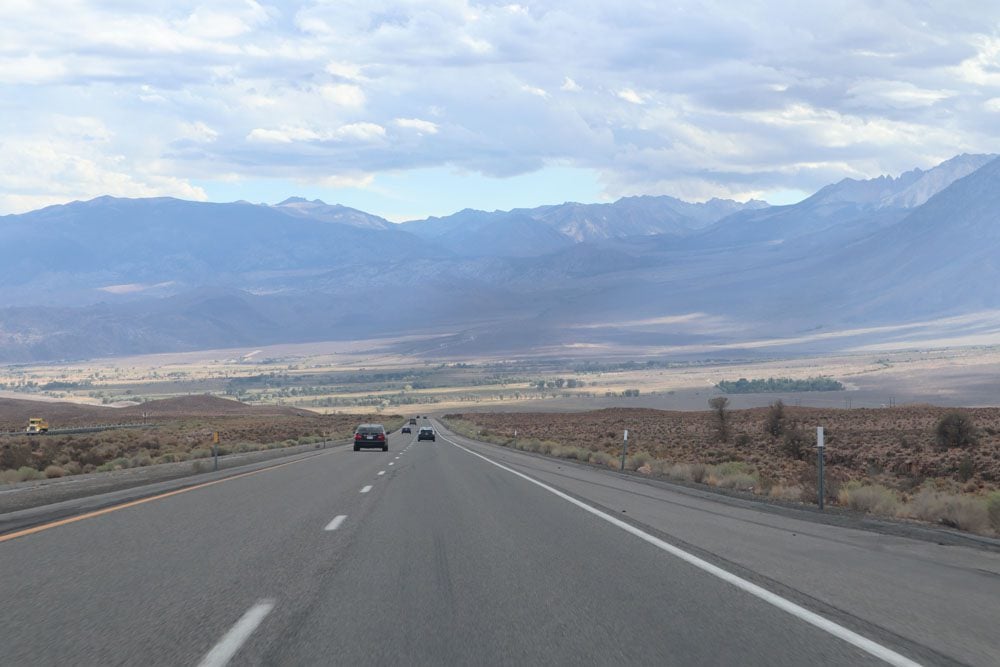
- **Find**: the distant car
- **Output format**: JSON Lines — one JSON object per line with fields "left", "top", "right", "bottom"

{"left": 417, "top": 426, "right": 435, "bottom": 442}
{"left": 354, "top": 424, "right": 388, "bottom": 451}
{"left": 401, "top": 426, "right": 411, "bottom": 434}
{"left": 409, "top": 418, "right": 417, "bottom": 425}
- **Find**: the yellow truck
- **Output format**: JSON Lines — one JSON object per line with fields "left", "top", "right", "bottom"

{"left": 26, "top": 418, "right": 49, "bottom": 434}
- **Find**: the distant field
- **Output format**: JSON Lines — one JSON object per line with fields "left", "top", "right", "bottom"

{"left": 2, "top": 337, "right": 1000, "bottom": 416}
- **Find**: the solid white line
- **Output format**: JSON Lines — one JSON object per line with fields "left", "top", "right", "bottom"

{"left": 377, "top": 470, "right": 386, "bottom": 476}
{"left": 197, "top": 599, "right": 275, "bottom": 667}
{"left": 360, "top": 485, "right": 373, "bottom": 493}
{"left": 442, "top": 435, "right": 922, "bottom": 667}
{"left": 324, "top": 515, "right": 347, "bottom": 531}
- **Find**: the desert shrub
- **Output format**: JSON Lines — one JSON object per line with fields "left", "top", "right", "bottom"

{"left": 837, "top": 483, "right": 900, "bottom": 515}
{"left": 714, "top": 461, "right": 749, "bottom": 476}
{"left": 935, "top": 412, "right": 978, "bottom": 450}
{"left": 589, "top": 451, "right": 613, "bottom": 466}
{"left": 689, "top": 463, "right": 707, "bottom": 484}
{"left": 769, "top": 484, "right": 804, "bottom": 501}
{"left": 0, "top": 469, "right": 21, "bottom": 484}
{"left": 64, "top": 461, "right": 82, "bottom": 475}
{"left": 130, "top": 454, "right": 153, "bottom": 468}
{"left": 988, "top": 492, "right": 1000, "bottom": 533}
{"left": 735, "top": 433, "right": 752, "bottom": 447}
{"left": 765, "top": 400, "right": 786, "bottom": 437}
{"left": 908, "top": 489, "right": 990, "bottom": 533}
{"left": 714, "top": 472, "right": 758, "bottom": 491}
{"left": 628, "top": 452, "right": 652, "bottom": 470}
{"left": 708, "top": 396, "right": 730, "bottom": 443}
{"left": 0, "top": 442, "right": 33, "bottom": 470}
{"left": 664, "top": 463, "right": 688, "bottom": 480}
{"left": 560, "top": 447, "right": 586, "bottom": 461}
{"left": 17, "top": 466, "right": 44, "bottom": 482}
{"left": 44, "top": 465, "right": 66, "bottom": 478}
{"left": 781, "top": 427, "right": 809, "bottom": 460}
{"left": 190, "top": 448, "right": 212, "bottom": 459}
{"left": 957, "top": 455, "right": 975, "bottom": 482}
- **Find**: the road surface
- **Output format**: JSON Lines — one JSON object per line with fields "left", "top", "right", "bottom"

{"left": 1, "top": 419, "right": 997, "bottom": 666}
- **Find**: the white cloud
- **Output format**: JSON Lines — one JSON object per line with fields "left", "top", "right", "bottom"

{"left": 334, "top": 122, "right": 386, "bottom": 142}
{"left": 320, "top": 84, "right": 366, "bottom": 108}
{"left": 617, "top": 88, "right": 644, "bottom": 105}
{"left": 521, "top": 84, "right": 548, "bottom": 98}
{"left": 178, "top": 121, "right": 219, "bottom": 143}
{"left": 325, "top": 61, "right": 365, "bottom": 81}
{"left": 1, "top": 1, "right": 999, "bottom": 212}
{"left": 247, "top": 126, "right": 322, "bottom": 143}
{"left": 561, "top": 77, "right": 581, "bottom": 92}
{"left": 316, "top": 173, "right": 375, "bottom": 188}
{"left": 394, "top": 118, "right": 440, "bottom": 134}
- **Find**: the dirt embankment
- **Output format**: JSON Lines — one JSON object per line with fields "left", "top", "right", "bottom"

{"left": 0, "top": 395, "right": 310, "bottom": 431}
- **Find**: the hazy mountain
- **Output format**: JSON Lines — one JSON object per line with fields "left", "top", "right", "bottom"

{"left": 806, "top": 153, "right": 996, "bottom": 209}
{"left": 2, "top": 154, "right": 999, "bottom": 362}
{"left": 271, "top": 197, "right": 392, "bottom": 230}
{"left": 831, "top": 154, "right": 1000, "bottom": 317}
{"left": 403, "top": 195, "right": 768, "bottom": 247}
{"left": 686, "top": 154, "right": 996, "bottom": 250}
{"left": 525, "top": 195, "right": 768, "bottom": 241}
{"left": 401, "top": 209, "right": 574, "bottom": 257}
{"left": 0, "top": 196, "right": 436, "bottom": 304}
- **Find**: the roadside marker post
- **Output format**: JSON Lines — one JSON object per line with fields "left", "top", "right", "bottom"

{"left": 620, "top": 429, "right": 629, "bottom": 471}
{"left": 817, "top": 427, "right": 825, "bottom": 510}
{"left": 213, "top": 431, "right": 220, "bottom": 472}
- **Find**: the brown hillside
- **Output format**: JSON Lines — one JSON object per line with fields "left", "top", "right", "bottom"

{"left": 0, "top": 395, "right": 316, "bottom": 431}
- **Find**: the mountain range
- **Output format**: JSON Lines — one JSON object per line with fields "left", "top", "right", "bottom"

{"left": 0, "top": 152, "right": 997, "bottom": 362}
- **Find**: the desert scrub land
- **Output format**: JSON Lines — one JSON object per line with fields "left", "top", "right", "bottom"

{"left": 443, "top": 404, "right": 1000, "bottom": 536}
{"left": 0, "top": 395, "right": 402, "bottom": 482}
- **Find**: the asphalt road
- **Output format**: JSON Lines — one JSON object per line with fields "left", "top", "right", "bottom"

{"left": 0, "top": 420, "right": 997, "bottom": 666}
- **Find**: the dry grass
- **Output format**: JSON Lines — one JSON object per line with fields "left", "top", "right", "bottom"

{"left": 906, "top": 488, "right": 991, "bottom": 533}
{"left": 769, "top": 484, "right": 804, "bottom": 501}
{"left": 837, "top": 483, "right": 901, "bottom": 515}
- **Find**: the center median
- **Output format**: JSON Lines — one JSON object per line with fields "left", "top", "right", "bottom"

{"left": 0, "top": 440, "right": 350, "bottom": 537}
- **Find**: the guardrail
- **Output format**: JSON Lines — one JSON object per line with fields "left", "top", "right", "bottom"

{"left": 1, "top": 424, "right": 155, "bottom": 437}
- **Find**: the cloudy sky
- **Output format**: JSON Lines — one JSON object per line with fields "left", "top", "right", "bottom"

{"left": 1, "top": 1, "right": 999, "bottom": 219}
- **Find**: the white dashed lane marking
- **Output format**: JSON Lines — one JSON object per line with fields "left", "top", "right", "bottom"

{"left": 324, "top": 515, "right": 347, "bottom": 531}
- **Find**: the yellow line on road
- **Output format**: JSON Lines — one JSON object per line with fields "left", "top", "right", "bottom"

{"left": 0, "top": 450, "right": 335, "bottom": 544}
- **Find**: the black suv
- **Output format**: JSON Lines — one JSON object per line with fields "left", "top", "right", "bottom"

{"left": 417, "top": 426, "right": 435, "bottom": 442}
{"left": 354, "top": 424, "right": 388, "bottom": 451}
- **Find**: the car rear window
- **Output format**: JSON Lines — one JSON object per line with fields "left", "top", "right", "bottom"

{"left": 356, "top": 424, "right": 386, "bottom": 434}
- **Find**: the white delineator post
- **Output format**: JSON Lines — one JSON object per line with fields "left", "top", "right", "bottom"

{"left": 620, "top": 429, "right": 629, "bottom": 471}
{"left": 817, "top": 426, "right": 825, "bottom": 510}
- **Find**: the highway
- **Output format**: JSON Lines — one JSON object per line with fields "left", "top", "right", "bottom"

{"left": 1, "top": 419, "right": 998, "bottom": 666}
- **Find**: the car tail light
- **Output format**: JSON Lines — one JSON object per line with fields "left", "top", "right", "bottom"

{"left": 377, "top": 433, "right": 385, "bottom": 440}
{"left": 354, "top": 433, "right": 362, "bottom": 440}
